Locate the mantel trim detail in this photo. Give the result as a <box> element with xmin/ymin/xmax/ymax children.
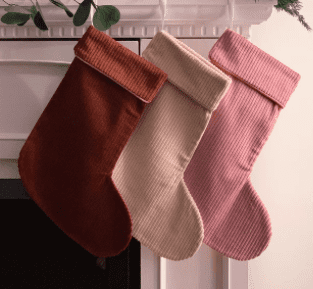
<box><xmin>0</xmin><ymin>0</ymin><xmax>276</xmax><ymax>39</ymax></box>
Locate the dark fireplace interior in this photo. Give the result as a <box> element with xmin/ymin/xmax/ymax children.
<box><xmin>0</xmin><ymin>179</ymin><xmax>141</xmax><ymax>289</ymax></box>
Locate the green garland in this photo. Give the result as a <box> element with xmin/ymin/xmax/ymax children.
<box><xmin>0</xmin><ymin>0</ymin><xmax>119</xmax><ymax>31</ymax></box>
<box><xmin>0</xmin><ymin>0</ymin><xmax>311</xmax><ymax>32</ymax></box>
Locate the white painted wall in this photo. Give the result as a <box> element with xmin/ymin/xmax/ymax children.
<box><xmin>248</xmin><ymin>1</ymin><xmax>313</xmax><ymax>288</ymax></box>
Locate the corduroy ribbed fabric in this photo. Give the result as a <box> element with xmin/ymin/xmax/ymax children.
<box><xmin>18</xmin><ymin>25</ymin><xmax>167</xmax><ymax>258</ymax></box>
<box><xmin>112</xmin><ymin>30</ymin><xmax>232</xmax><ymax>261</ymax></box>
<box><xmin>184</xmin><ymin>29</ymin><xmax>301</xmax><ymax>261</ymax></box>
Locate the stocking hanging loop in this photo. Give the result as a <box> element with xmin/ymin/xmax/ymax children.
<box><xmin>230</xmin><ymin>0</ymin><xmax>235</xmax><ymax>31</ymax></box>
<box><xmin>159</xmin><ymin>0</ymin><xmax>167</xmax><ymax>32</ymax></box>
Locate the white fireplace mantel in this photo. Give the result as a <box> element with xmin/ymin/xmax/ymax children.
<box><xmin>0</xmin><ymin>0</ymin><xmax>276</xmax><ymax>38</ymax></box>
<box><xmin>0</xmin><ymin>2</ymin><xmax>277</xmax><ymax>287</ymax></box>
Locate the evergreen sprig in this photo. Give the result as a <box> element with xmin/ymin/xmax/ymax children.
<box><xmin>274</xmin><ymin>0</ymin><xmax>311</xmax><ymax>31</ymax></box>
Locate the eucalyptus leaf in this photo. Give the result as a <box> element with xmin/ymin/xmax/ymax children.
<box><xmin>29</xmin><ymin>5</ymin><xmax>37</xmax><ymax>22</ymax></box>
<box><xmin>1</xmin><ymin>12</ymin><xmax>31</xmax><ymax>25</ymax></box>
<box><xmin>105</xmin><ymin>5</ymin><xmax>120</xmax><ymax>25</ymax></box>
<box><xmin>73</xmin><ymin>0</ymin><xmax>91</xmax><ymax>27</ymax></box>
<box><xmin>34</xmin><ymin>0</ymin><xmax>48</xmax><ymax>31</ymax></box>
<box><xmin>49</xmin><ymin>0</ymin><xmax>73</xmax><ymax>17</ymax></box>
<box><xmin>65</xmin><ymin>10</ymin><xmax>73</xmax><ymax>18</ymax></box>
<box><xmin>4</xmin><ymin>5</ymin><xmax>32</xmax><ymax>15</ymax></box>
<box><xmin>33</xmin><ymin>11</ymin><xmax>48</xmax><ymax>31</ymax></box>
<box><xmin>30</xmin><ymin>5</ymin><xmax>38</xmax><ymax>21</ymax></box>
<box><xmin>35</xmin><ymin>0</ymin><xmax>46</xmax><ymax>22</ymax></box>
<box><xmin>17</xmin><ymin>16</ymin><xmax>31</xmax><ymax>26</ymax></box>
<box><xmin>29</xmin><ymin>5</ymin><xmax>37</xmax><ymax>16</ymax></box>
<box><xmin>28</xmin><ymin>5</ymin><xmax>38</xmax><ymax>22</ymax></box>
<box><xmin>93</xmin><ymin>8</ymin><xmax>111</xmax><ymax>31</ymax></box>
<box><xmin>93</xmin><ymin>5</ymin><xmax>120</xmax><ymax>31</ymax></box>
<box><xmin>35</xmin><ymin>0</ymin><xmax>45</xmax><ymax>21</ymax></box>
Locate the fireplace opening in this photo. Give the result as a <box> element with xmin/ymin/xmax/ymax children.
<box><xmin>0</xmin><ymin>179</ymin><xmax>141</xmax><ymax>289</ymax></box>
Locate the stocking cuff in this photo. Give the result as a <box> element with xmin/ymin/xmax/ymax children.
<box><xmin>142</xmin><ymin>31</ymin><xmax>232</xmax><ymax>112</ymax></box>
<box><xmin>209</xmin><ymin>29</ymin><xmax>301</xmax><ymax>109</ymax></box>
<box><xmin>73</xmin><ymin>25</ymin><xmax>167</xmax><ymax>103</ymax></box>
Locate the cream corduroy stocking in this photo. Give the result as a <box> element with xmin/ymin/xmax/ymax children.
<box><xmin>112</xmin><ymin>30</ymin><xmax>231</xmax><ymax>260</ymax></box>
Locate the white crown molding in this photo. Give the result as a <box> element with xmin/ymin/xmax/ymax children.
<box><xmin>0</xmin><ymin>0</ymin><xmax>276</xmax><ymax>39</ymax></box>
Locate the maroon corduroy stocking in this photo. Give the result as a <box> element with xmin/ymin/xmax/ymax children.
<box><xmin>18</xmin><ymin>25</ymin><xmax>167</xmax><ymax>257</ymax></box>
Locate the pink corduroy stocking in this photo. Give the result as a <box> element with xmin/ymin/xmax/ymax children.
<box><xmin>184</xmin><ymin>29</ymin><xmax>301</xmax><ymax>260</ymax></box>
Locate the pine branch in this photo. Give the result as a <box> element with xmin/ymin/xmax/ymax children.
<box><xmin>274</xmin><ymin>0</ymin><xmax>311</xmax><ymax>31</ymax></box>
